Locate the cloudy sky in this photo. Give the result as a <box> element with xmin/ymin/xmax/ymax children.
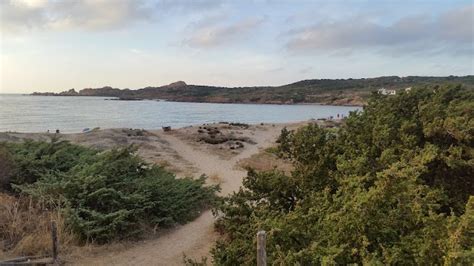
<box><xmin>1</xmin><ymin>0</ymin><xmax>473</xmax><ymax>93</ymax></box>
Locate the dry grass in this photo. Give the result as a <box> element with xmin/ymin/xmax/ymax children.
<box><xmin>157</xmin><ymin>159</ymin><xmax>171</xmax><ymax>168</ymax></box>
<box><xmin>0</xmin><ymin>193</ymin><xmax>76</xmax><ymax>260</ymax></box>
<box><xmin>156</xmin><ymin>159</ymin><xmax>177</xmax><ymax>172</ymax></box>
<box><xmin>208</xmin><ymin>173</ymin><xmax>222</xmax><ymax>184</ymax></box>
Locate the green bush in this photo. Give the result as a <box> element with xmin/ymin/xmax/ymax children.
<box><xmin>212</xmin><ymin>85</ymin><xmax>474</xmax><ymax>264</ymax></box>
<box><xmin>3</xmin><ymin>140</ymin><xmax>97</xmax><ymax>187</ymax></box>
<box><xmin>3</xmin><ymin>142</ymin><xmax>218</xmax><ymax>243</ymax></box>
<box><xmin>0</xmin><ymin>144</ymin><xmax>16</xmax><ymax>190</ymax></box>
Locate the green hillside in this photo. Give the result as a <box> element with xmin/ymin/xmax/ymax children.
<box><xmin>32</xmin><ymin>75</ymin><xmax>474</xmax><ymax>106</ymax></box>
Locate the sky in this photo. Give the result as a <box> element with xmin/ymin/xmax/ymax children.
<box><xmin>1</xmin><ymin>0</ymin><xmax>473</xmax><ymax>93</ymax></box>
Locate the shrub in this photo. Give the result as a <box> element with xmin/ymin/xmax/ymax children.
<box><xmin>2</xmin><ymin>142</ymin><xmax>219</xmax><ymax>244</ymax></box>
<box><xmin>212</xmin><ymin>85</ymin><xmax>474</xmax><ymax>264</ymax></box>
<box><xmin>3</xmin><ymin>140</ymin><xmax>97</xmax><ymax>188</ymax></box>
<box><xmin>0</xmin><ymin>144</ymin><xmax>16</xmax><ymax>191</ymax></box>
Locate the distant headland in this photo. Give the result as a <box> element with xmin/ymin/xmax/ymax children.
<box><xmin>31</xmin><ymin>75</ymin><xmax>474</xmax><ymax>106</ymax></box>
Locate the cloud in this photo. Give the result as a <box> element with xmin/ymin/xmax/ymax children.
<box><xmin>285</xmin><ymin>4</ymin><xmax>474</xmax><ymax>56</ymax></box>
<box><xmin>0</xmin><ymin>0</ymin><xmax>48</xmax><ymax>34</ymax></box>
<box><xmin>437</xmin><ymin>5</ymin><xmax>474</xmax><ymax>43</ymax></box>
<box><xmin>49</xmin><ymin>0</ymin><xmax>155</xmax><ymax>31</ymax></box>
<box><xmin>155</xmin><ymin>0</ymin><xmax>223</xmax><ymax>13</ymax></box>
<box><xmin>0</xmin><ymin>0</ymin><xmax>224</xmax><ymax>35</ymax></box>
<box><xmin>184</xmin><ymin>17</ymin><xmax>265</xmax><ymax>48</ymax></box>
<box><xmin>0</xmin><ymin>0</ymin><xmax>157</xmax><ymax>34</ymax></box>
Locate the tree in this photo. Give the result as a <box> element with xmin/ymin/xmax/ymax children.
<box><xmin>212</xmin><ymin>85</ymin><xmax>474</xmax><ymax>264</ymax></box>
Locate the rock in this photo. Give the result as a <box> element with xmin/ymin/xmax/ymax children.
<box><xmin>230</xmin><ymin>122</ymin><xmax>249</xmax><ymax>129</ymax></box>
<box><xmin>166</xmin><ymin>81</ymin><xmax>187</xmax><ymax>88</ymax></box>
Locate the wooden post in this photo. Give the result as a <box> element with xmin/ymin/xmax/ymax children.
<box><xmin>51</xmin><ymin>220</ymin><xmax>59</xmax><ymax>264</ymax></box>
<box><xmin>257</xmin><ymin>230</ymin><xmax>266</xmax><ymax>266</ymax></box>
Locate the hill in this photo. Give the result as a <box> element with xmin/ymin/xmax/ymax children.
<box><xmin>31</xmin><ymin>75</ymin><xmax>474</xmax><ymax>106</ymax></box>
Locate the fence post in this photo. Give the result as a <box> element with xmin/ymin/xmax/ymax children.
<box><xmin>51</xmin><ymin>220</ymin><xmax>59</xmax><ymax>264</ymax></box>
<box><xmin>257</xmin><ymin>230</ymin><xmax>267</xmax><ymax>266</ymax></box>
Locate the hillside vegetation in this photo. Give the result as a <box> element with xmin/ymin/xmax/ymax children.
<box><xmin>212</xmin><ymin>84</ymin><xmax>473</xmax><ymax>264</ymax></box>
<box><xmin>0</xmin><ymin>141</ymin><xmax>218</xmax><ymax>258</ymax></box>
<box><xmin>32</xmin><ymin>76</ymin><xmax>474</xmax><ymax>106</ymax></box>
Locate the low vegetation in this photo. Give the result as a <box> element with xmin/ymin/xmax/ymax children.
<box><xmin>0</xmin><ymin>194</ymin><xmax>74</xmax><ymax>258</ymax></box>
<box><xmin>0</xmin><ymin>141</ymin><xmax>218</xmax><ymax>258</ymax></box>
<box><xmin>212</xmin><ymin>84</ymin><xmax>473</xmax><ymax>264</ymax></box>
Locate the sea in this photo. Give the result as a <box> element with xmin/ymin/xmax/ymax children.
<box><xmin>0</xmin><ymin>94</ymin><xmax>361</xmax><ymax>133</ymax></box>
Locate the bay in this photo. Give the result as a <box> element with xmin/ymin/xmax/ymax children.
<box><xmin>0</xmin><ymin>94</ymin><xmax>360</xmax><ymax>133</ymax></box>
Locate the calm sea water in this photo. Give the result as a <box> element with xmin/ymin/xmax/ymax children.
<box><xmin>0</xmin><ymin>94</ymin><xmax>360</xmax><ymax>133</ymax></box>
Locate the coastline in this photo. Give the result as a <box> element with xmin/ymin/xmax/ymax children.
<box><xmin>28</xmin><ymin>93</ymin><xmax>366</xmax><ymax>107</ymax></box>
<box><xmin>27</xmin><ymin>75</ymin><xmax>474</xmax><ymax>109</ymax></box>
<box><xmin>0</xmin><ymin>119</ymin><xmax>325</xmax><ymax>136</ymax></box>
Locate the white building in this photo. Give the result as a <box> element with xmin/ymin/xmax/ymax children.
<box><xmin>378</xmin><ymin>88</ymin><xmax>397</xmax><ymax>95</ymax></box>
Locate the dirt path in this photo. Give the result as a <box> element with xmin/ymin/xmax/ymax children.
<box><xmin>72</xmin><ymin>126</ymin><xmax>282</xmax><ymax>265</ymax></box>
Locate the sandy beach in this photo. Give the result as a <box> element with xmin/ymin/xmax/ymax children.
<box><xmin>0</xmin><ymin>120</ymin><xmax>336</xmax><ymax>265</ymax></box>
